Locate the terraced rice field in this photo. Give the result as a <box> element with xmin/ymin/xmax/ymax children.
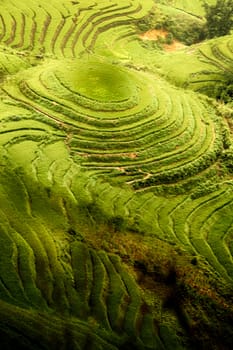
<box><xmin>153</xmin><ymin>33</ymin><xmax>233</xmax><ymax>99</ymax></box>
<box><xmin>187</xmin><ymin>35</ymin><xmax>233</xmax><ymax>95</ymax></box>
<box><xmin>1</xmin><ymin>0</ymin><xmax>233</xmax><ymax>349</ymax></box>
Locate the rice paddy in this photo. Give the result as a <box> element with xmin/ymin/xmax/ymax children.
<box><xmin>0</xmin><ymin>0</ymin><xmax>233</xmax><ymax>349</ymax></box>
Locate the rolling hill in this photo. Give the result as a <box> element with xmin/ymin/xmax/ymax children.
<box><xmin>0</xmin><ymin>0</ymin><xmax>233</xmax><ymax>349</ymax></box>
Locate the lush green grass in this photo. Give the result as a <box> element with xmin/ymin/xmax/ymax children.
<box><xmin>58</xmin><ymin>60</ymin><xmax>135</xmax><ymax>102</ymax></box>
<box><xmin>157</xmin><ymin>0</ymin><xmax>216</xmax><ymax>17</ymax></box>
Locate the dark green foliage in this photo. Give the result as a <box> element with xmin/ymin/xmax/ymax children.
<box><xmin>136</xmin><ymin>7</ymin><xmax>163</xmax><ymax>32</ymax></box>
<box><xmin>190</xmin><ymin>257</ymin><xmax>198</xmax><ymax>266</ymax></box>
<box><xmin>221</xmin><ymin>148</ymin><xmax>233</xmax><ymax>172</ymax></box>
<box><xmin>190</xmin><ymin>181</ymin><xmax>220</xmax><ymax>199</ymax></box>
<box><xmin>165</xmin><ymin>32</ymin><xmax>173</xmax><ymax>45</ymax></box>
<box><xmin>163</xmin><ymin>17</ymin><xmax>205</xmax><ymax>45</ymax></box>
<box><xmin>109</xmin><ymin>216</ymin><xmax>125</xmax><ymax>232</ymax></box>
<box><xmin>136</xmin><ymin>6</ymin><xmax>205</xmax><ymax>45</ymax></box>
<box><xmin>203</xmin><ymin>0</ymin><xmax>233</xmax><ymax>38</ymax></box>
<box><xmin>213</xmin><ymin>76</ymin><xmax>233</xmax><ymax>103</ymax></box>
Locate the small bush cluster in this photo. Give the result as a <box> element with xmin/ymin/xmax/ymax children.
<box><xmin>190</xmin><ymin>181</ymin><xmax>220</xmax><ymax>199</ymax></box>
<box><xmin>136</xmin><ymin>6</ymin><xmax>205</xmax><ymax>45</ymax></box>
<box><xmin>213</xmin><ymin>77</ymin><xmax>233</xmax><ymax>104</ymax></box>
<box><xmin>203</xmin><ymin>0</ymin><xmax>233</xmax><ymax>39</ymax></box>
<box><xmin>133</xmin><ymin>145</ymin><xmax>222</xmax><ymax>190</ymax></box>
<box><xmin>221</xmin><ymin>147</ymin><xmax>233</xmax><ymax>173</ymax></box>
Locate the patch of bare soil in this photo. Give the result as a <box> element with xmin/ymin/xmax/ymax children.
<box><xmin>163</xmin><ymin>41</ymin><xmax>185</xmax><ymax>52</ymax></box>
<box><xmin>139</xmin><ymin>29</ymin><xmax>168</xmax><ymax>40</ymax></box>
<box><xmin>139</xmin><ymin>29</ymin><xmax>186</xmax><ymax>52</ymax></box>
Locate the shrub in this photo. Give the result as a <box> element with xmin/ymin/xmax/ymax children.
<box><xmin>213</xmin><ymin>78</ymin><xmax>233</xmax><ymax>103</ymax></box>
<box><xmin>136</xmin><ymin>7</ymin><xmax>205</xmax><ymax>45</ymax></box>
<box><xmin>203</xmin><ymin>0</ymin><xmax>233</xmax><ymax>38</ymax></box>
<box><xmin>165</xmin><ymin>32</ymin><xmax>173</xmax><ymax>45</ymax></box>
<box><xmin>221</xmin><ymin>148</ymin><xmax>233</xmax><ymax>173</ymax></box>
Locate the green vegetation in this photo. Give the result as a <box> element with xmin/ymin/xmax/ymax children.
<box><xmin>0</xmin><ymin>0</ymin><xmax>233</xmax><ymax>349</ymax></box>
<box><xmin>61</xmin><ymin>60</ymin><xmax>134</xmax><ymax>102</ymax></box>
<box><xmin>203</xmin><ymin>0</ymin><xmax>233</xmax><ymax>38</ymax></box>
<box><xmin>136</xmin><ymin>5</ymin><xmax>205</xmax><ymax>45</ymax></box>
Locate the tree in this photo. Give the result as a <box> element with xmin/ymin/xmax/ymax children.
<box><xmin>203</xmin><ymin>0</ymin><xmax>233</xmax><ymax>38</ymax></box>
<box><xmin>213</xmin><ymin>75</ymin><xmax>233</xmax><ymax>103</ymax></box>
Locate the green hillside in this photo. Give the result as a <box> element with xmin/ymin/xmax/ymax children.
<box><xmin>0</xmin><ymin>0</ymin><xmax>233</xmax><ymax>349</ymax></box>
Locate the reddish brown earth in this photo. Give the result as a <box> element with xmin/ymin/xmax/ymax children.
<box><xmin>139</xmin><ymin>29</ymin><xmax>185</xmax><ymax>52</ymax></box>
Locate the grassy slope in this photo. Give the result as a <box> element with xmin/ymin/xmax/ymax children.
<box><xmin>156</xmin><ymin>0</ymin><xmax>216</xmax><ymax>17</ymax></box>
<box><xmin>0</xmin><ymin>0</ymin><xmax>233</xmax><ymax>349</ymax></box>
